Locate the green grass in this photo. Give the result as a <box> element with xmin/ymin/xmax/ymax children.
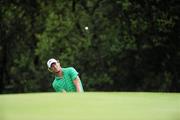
<box><xmin>0</xmin><ymin>92</ymin><xmax>180</xmax><ymax>120</ymax></box>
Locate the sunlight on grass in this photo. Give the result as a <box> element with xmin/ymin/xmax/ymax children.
<box><xmin>0</xmin><ymin>92</ymin><xmax>180</xmax><ymax>120</ymax></box>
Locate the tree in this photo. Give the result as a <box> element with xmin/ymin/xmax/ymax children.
<box><xmin>1</xmin><ymin>0</ymin><xmax>179</xmax><ymax>93</ymax></box>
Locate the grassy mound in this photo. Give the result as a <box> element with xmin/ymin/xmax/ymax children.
<box><xmin>0</xmin><ymin>92</ymin><xmax>179</xmax><ymax>120</ymax></box>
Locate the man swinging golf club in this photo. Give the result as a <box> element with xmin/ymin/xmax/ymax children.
<box><xmin>47</xmin><ymin>58</ymin><xmax>84</xmax><ymax>92</ymax></box>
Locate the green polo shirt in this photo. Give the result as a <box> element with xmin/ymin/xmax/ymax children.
<box><xmin>52</xmin><ymin>67</ymin><xmax>84</xmax><ymax>92</ymax></box>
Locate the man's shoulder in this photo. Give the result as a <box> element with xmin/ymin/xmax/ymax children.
<box><xmin>62</xmin><ymin>67</ymin><xmax>75</xmax><ymax>72</ymax></box>
<box><xmin>62</xmin><ymin>67</ymin><xmax>78</xmax><ymax>77</ymax></box>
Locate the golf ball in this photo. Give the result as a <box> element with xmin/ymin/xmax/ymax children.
<box><xmin>85</xmin><ymin>26</ymin><xmax>88</xmax><ymax>30</ymax></box>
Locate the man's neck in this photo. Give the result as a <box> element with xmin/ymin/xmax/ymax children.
<box><xmin>55</xmin><ymin>70</ymin><xmax>63</xmax><ymax>77</ymax></box>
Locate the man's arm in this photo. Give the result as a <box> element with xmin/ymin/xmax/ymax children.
<box><xmin>73</xmin><ymin>76</ymin><xmax>84</xmax><ymax>92</ymax></box>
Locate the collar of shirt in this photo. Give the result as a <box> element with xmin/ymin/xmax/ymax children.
<box><xmin>55</xmin><ymin>68</ymin><xmax>64</xmax><ymax>79</ymax></box>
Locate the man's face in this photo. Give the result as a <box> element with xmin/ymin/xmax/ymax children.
<box><xmin>50</xmin><ymin>62</ymin><xmax>61</xmax><ymax>73</ymax></box>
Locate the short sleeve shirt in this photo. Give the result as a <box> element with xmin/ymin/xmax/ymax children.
<box><xmin>52</xmin><ymin>67</ymin><xmax>84</xmax><ymax>92</ymax></box>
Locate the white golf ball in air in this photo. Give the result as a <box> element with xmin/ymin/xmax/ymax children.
<box><xmin>85</xmin><ymin>26</ymin><xmax>88</xmax><ymax>30</ymax></box>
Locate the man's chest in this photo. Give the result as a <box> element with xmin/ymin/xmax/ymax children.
<box><xmin>55</xmin><ymin>74</ymin><xmax>74</xmax><ymax>90</ymax></box>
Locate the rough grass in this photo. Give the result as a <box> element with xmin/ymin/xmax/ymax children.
<box><xmin>0</xmin><ymin>92</ymin><xmax>180</xmax><ymax>120</ymax></box>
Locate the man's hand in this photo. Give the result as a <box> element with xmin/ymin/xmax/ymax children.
<box><xmin>62</xmin><ymin>89</ymin><xmax>66</xmax><ymax>93</ymax></box>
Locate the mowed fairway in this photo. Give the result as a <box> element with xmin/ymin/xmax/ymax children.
<box><xmin>0</xmin><ymin>92</ymin><xmax>180</xmax><ymax>120</ymax></box>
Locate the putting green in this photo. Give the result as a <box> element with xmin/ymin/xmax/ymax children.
<box><xmin>0</xmin><ymin>92</ymin><xmax>180</xmax><ymax>120</ymax></box>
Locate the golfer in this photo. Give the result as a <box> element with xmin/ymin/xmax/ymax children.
<box><xmin>47</xmin><ymin>58</ymin><xmax>84</xmax><ymax>92</ymax></box>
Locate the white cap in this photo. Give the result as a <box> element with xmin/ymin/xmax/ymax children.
<box><xmin>47</xmin><ymin>58</ymin><xmax>58</xmax><ymax>68</ymax></box>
